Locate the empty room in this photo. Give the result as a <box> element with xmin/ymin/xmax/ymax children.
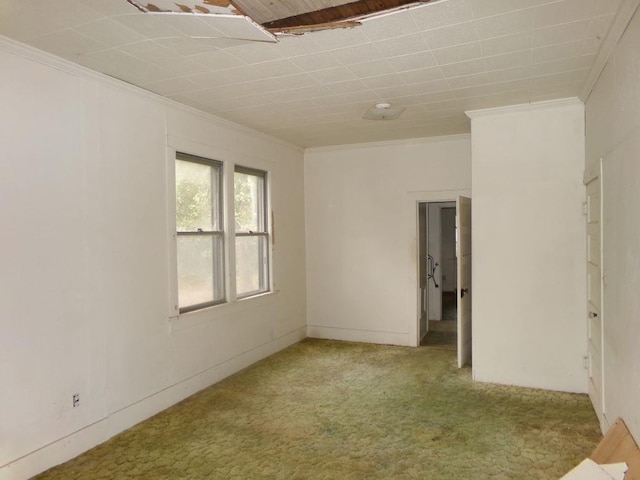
<box><xmin>2</xmin><ymin>0</ymin><xmax>640</xmax><ymax>478</ymax></box>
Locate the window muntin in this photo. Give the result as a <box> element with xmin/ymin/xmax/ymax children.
<box><xmin>176</xmin><ymin>153</ymin><xmax>225</xmax><ymax>312</ymax></box>
<box><xmin>234</xmin><ymin>166</ymin><xmax>269</xmax><ymax>298</ymax></box>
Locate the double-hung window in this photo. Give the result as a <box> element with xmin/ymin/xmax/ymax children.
<box><xmin>234</xmin><ymin>166</ymin><xmax>270</xmax><ymax>298</ymax></box>
<box><xmin>175</xmin><ymin>153</ymin><xmax>225</xmax><ymax>313</ymax></box>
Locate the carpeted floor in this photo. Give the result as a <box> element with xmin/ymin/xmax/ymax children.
<box><xmin>34</xmin><ymin>339</ymin><xmax>601</xmax><ymax>480</ymax></box>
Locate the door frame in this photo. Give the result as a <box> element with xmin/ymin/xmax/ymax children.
<box><xmin>407</xmin><ymin>189</ymin><xmax>471</xmax><ymax>347</ymax></box>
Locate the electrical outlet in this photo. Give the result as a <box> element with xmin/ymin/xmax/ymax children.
<box><xmin>72</xmin><ymin>393</ymin><xmax>80</xmax><ymax>408</ymax></box>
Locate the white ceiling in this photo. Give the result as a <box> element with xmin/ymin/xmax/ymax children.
<box><xmin>0</xmin><ymin>0</ymin><xmax>622</xmax><ymax>147</ymax></box>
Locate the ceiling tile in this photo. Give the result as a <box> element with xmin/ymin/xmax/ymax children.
<box><xmin>74</xmin><ymin>18</ymin><xmax>146</xmax><ymax>47</ymax></box>
<box><xmin>142</xmin><ymin>76</ymin><xmax>200</xmax><ymax>96</ymax></box>
<box><xmin>440</xmin><ymin>58</ymin><xmax>485</xmax><ymax>77</ymax></box>
<box><xmin>532</xmin><ymin>54</ymin><xmax>596</xmax><ymax>76</ymax></box>
<box><xmin>79</xmin><ymin>48</ymin><xmax>174</xmax><ymax>85</ymax></box>
<box><xmin>112</xmin><ymin>14</ymin><xmax>183</xmax><ymax>39</ymax></box>
<box><xmin>310</xmin><ymin>66</ymin><xmax>358</xmax><ymax>84</ymax></box>
<box><xmin>31</xmin><ymin>29</ymin><xmax>107</xmax><ymax>60</ymax></box>
<box><xmin>0</xmin><ymin>3</ymin><xmax>66</xmax><ymax>42</ymax></box>
<box><xmin>433</xmin><ymin>41</ymin><xmax>483</xmax><ymax>65</ymax></box>
<box><xmin>474</xmin><ymin>9</ymin><xmax>535</xmax><ymax>40</ymax></box>
<box><xmin>374</xmin><ymin>33</ymin><xmax>430</xmax><ymax>58</ymax></box>
<box><xmin>330</xmin><ymin>43</ymin><xmax>385</xmax><ymax>65</ymax></box>
<box><xmin>311</xmin><ymin>26</ymin><xmax>371</xmax><ymax>51</ymax></box>
<box><xmin>253</xmin><ymin>59</ymin><xmax>304</xmax><ymax>78</ymax></box>
<box><xmin>84</xmin><ymin>0</ymin><xmax>138</xmax><ymax>16</ymax></box>
<box><xmin>273</xmin><ymin>73</ymin><xmax>320</xmax><ymax>90</ymax></box>
<box><xmin>149</xmin><ymin>55</ymin><xmax>209</xmax><ymax>77</ymax></box>
<box><xmin>119</xmin><ymin>40</ymin><xmax>176</xmax><ymax>61</ymax></box>
<box><xmin>454</xmin><ymin>77</ymin><xmax>530</xmax><ymax>99</ymax></box>
<box><xmin>447</xmin><ymin>72</ymin><xmax>490</xmax><ymax>89</ymax></box>
<box><xmin>468</xmin><ymin>0</ymin><xmax>554</xmax><ymax>20</ymax></box>
<box><xmin>399</xmin><ymin>67</ymin><xmax>444</xmax><ymax>84</ymax></box>
<box><xmin>533</xmin><ymin>0</ymin><xmax>597</xmax><ymax>28</ymax></box>
<box><xmin>341</xmin><ymin>90</ymin><xmax>383</xmax><ymax>104</ymax></box>
<box><xmin>484</xmin><ymin>51</ymin><xmax>530</xmax><ymax>71</ymax></box>
<box><xmin>410</xmin><ymin>0</ymin><xmax>475</xmax><ymax>29</ymax></box>
<box><xmin>360</xmin><ymin>73</ymin><xmax>408</xmax><ymax>89</ymax></box>
<box><xmin>387</xmin><ymin>51</ymin><xmax>438</xmax><ymax>72</ymax></box>
<box><xmin>422</xmin><ymin>21</ymin><xmax>479</xmax><ymax>50</ymax></box>
<box><xmin>187</xmin><ymin>50</ymin><xmax>245</xmax><ymax>70</ymax></box>
<box><xmin>29</xmin><ymin>0</ymin><xmax>105</xmax><ymax>29</ymax></box>
<box><xmin>480</xmin><ymin>31</ymin><xmax>531</xmax><ymax>56</ymax></box>
<box><xmin>347</xmin><ymin>59</ymin><xmax>396</xmax><ymax>79</ymax></box>
<box><xmin>327</xmin><ymin>79</ymin><xmax>370</xmax><ymax>95</ymax></box>
<box><xmin>360</xmin><ymin>10</ymin><xmax>420</xmax><ymax>41</ymax></box>
<box><xmin>290</xmin><ymin>52</ymin><xmax>342</xmax><ymax>72</ymax></box>
<box><xmin>532</xmin><ymin>41</ymin><xmax>584</xmax><ymax>64</ymax></box>
<box><xmin>532</xmin><ymin>19</ymin><xmax>591</xmax><ymax>48</ymax></box>
<box><xmin>486</xmin><ymin>65</ymin><xmax>531</xmax><ymax>83</ymax></box>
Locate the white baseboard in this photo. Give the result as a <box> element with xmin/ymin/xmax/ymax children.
<box><xmin>1</xmin><ymin>327</ymin><xmax>306</xmax><ymax>480</ymax></box>
<box><xmin>306</xmin><ymin>325</ymin><xmax>410</xmax><ymax>346</ymax></box>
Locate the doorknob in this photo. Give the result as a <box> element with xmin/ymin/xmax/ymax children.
<box><xmin>461</xmin><ymin>288</ymin><xmax>469</xmax><ymax>298</ymax></box>
<box><xmin>589</xmin><ymin>311</ymin><xmax>598</xmax><ymax>318</ymax></box>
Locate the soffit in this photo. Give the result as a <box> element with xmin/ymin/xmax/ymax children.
<box><xmin>0</xmin><ymin>0</ymin><xmax>623</xmax><ymax>147</ymax></box>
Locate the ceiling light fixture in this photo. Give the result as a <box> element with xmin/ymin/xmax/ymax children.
<box><xmin>363</xmin><ymin>102</ymin><xmax>406</xmax><ymax>120</ymax></box>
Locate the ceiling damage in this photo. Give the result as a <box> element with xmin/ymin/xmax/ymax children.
<box><xmin>0</xmin><ymin>0</ymin><xmax>622</xmax><ymax>147</ymax></box>
<box><xmin>126</xmin><ymin>0</ymin><xmax>436</xmax><ymax>38</ymax></box>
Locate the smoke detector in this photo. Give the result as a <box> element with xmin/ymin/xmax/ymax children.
<box><xmin>363</xmin><ymin>102</ymin><xmax>406</xmax><ymax>120</ymax></box>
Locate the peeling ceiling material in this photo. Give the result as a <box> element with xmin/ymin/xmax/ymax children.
<box><xmin>126</xmin><ymin>0</ymin><xmax>277</xmax><ymax>43</ymax></box>
<box><xmin>232</xmin><ymin>0</ymin><xmax>356</xmax><ymax>25</ymax></box>
<box><xmin>127</xmin><ymin>1</ymin><xmax>237</xmax><ymax>15</ymax></box>
<box><xmin>263</xmin><ymin>0</ymin><xmax>432</xmax><ymax>29</ymax></box>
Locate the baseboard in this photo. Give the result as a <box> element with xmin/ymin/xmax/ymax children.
<box><xmin>0</xmin><ymin>327</ymin><xmax>306</xmax><ymax>480</ymax></box>
<box><xmin>306</xmin><ymin>325</ymin><xmax>410</xmax><ymax>346</ymax></box>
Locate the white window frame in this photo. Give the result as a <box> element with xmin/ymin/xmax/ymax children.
<box><xmin>234</xmin><ymin>165</ymin><xmax>271</xmax><ymax>299</ymax></box>
<box><xmin>175</xmin><ymin>152</ymin><xmax>226</xmax><ymax>314</ymax></box>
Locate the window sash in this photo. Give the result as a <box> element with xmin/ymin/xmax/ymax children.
<box><xmin>234</xmin><ymin>166</ymin><xmax>269</xmax><ymax>298</ymax></box>
<box><xmin>176</xmin><ymin>152</ymin><xmax>225</xmax><ymax>313</ymax></box>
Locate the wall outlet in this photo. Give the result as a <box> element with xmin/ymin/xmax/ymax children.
<box><xmin>72</xmin><ymin>393</ymin><xmax>80</xmax><ymax>408</ymax></box>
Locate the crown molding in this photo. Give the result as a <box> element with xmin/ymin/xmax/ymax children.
<box><xmin>581</xmin><ymin>0</ymin><xmax>640</xmax><ymax>100</ymax></box>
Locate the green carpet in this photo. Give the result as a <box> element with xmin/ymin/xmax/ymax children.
<box><xmin>35</xmin><ymin>339</ymin><xmax>601</xmax><ymax>479</ymax></box>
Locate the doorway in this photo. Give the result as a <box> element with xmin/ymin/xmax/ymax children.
<box><xmin>417</xmin><ymin>196</ymin><xmax>473</xmax><ymax>368</ymax></box>
<box><xmin>419</xmin><ymin>202</ymin><xmax>457</xmax><ymax>348</ymax></box>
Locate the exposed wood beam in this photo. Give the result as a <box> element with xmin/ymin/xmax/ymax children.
<box><xmin>263</xmin><ymin>0</ymin><xmax>432</xmax><ymax>29</ymax></box>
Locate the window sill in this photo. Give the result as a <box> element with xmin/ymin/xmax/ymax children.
<box><xmin>169</xmin><ymin>289</ymin><xmax>280</xmax><ymax>332</ymax></box>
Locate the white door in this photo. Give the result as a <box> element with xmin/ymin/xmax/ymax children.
<box><xmin>418</xmin><ymin>203</ymin><xmax>429</xmax><ymax>340</ymax></box>
<box><xmin>456</xmin><ymin>196</ymin><xmax>472</xmax><ymax>368</ymax></box>
<box><xmin>586</xmin><ymin>170</ymin><xmax>604</xmax><ymax>426</ymax></box>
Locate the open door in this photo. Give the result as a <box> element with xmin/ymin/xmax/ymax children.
<box><xmin>456</xmin><ymin>196</ymin><xmax>472</xmax><ymax>368</ymax></box>
<box><xmin>585</xmin><ymin>166</ymin><xmax>604</xmax><ymax>427</ymax></box>
<box><xmin>418</xmin><ymin>203</ymin><xmax>429</xmax><ymax>341</ymax></box>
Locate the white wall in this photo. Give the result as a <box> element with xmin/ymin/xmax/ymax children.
<box><xmin>586</xmin><ymin>7</ymin><xmax>640</xmax><ymax>439</ymax></box>
<box><xmin>0</xmin><ymin>40</ymin><xmax>306</xmax><ymax>480</ymax></box>
<box><xmin>469</xmin><ymin>99</ymin><xmax>587</xmax><ymax>393</ymax></box>
<box><xmin>304</xmin><ymin>136</ymin><xmax>471</xmax><ymax>346</ymax></box>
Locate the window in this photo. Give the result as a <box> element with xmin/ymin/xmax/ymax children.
<box><xmin>175</xmin><ymin>153</ymin><xmax>225</xmax><ymax>312</ymax></box>
<box><xmin>234</xmin><ymin>166</ymin><xmax>270</xmax><ymax>298</ymax></box>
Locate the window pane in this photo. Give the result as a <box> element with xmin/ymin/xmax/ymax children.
<box><xmin>234</xmin><ymin>172</ymin><xmax>263</xmax><ymax>232</ymax></box>
<box><xmin>235</xmin><ymin>235</ymin><xmax>268</xmax><ymax>297</ymax></box>
<box><xmin>176</xmin><ymin>159</ymin><xmax>220</xmax><ymax>232</ymax></box>
<box><xmin>177</xmin><ymin>234</ymin><xmax>224</xmax><ymax>309</ymax></box>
